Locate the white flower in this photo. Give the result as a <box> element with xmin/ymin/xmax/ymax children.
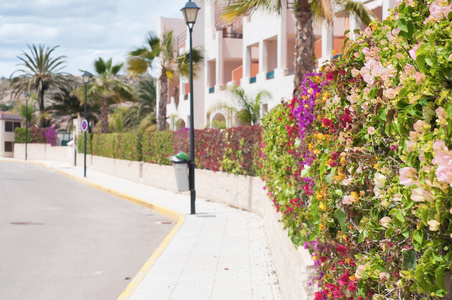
<box><xmin>374</xmin><ymin>173</ymin><xmax>387</xmax><ymax>188</ymax></box>
<box><xmin>428</xmin><ymin>220</ymin><xmax>441</xmax><ymax>231</ymax></box>
<box><xmin>374</xmin><ymin>186</ymin><xmax>384</xmax><ymax>198</ymax></box>
<box><xmin>380</xmin><ymin>217</ymin><xmax>391</xmax><ymax>228</ymax></box>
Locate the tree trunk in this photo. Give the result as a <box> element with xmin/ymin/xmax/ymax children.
<box><xmin>101</xmin><ymin>97</ymin><xmax>109</xmax><ymax>133</ymax></box>
<box><xmin>293</xmin><ymin>0</ymin><xmax>315</xmax><ymax>96</ymax></box>
<box><xmin>157</xmin><ymin>71</ymin><xmax>168</xmax><ymax>131</ymax></box>
<box><xmin>38</xmin><ymin>87</ymin><xmax>46</xmax><ymax>127</ymax></box>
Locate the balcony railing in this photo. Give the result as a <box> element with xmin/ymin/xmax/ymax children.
<box><xmin>287</xmin><ymin>1</ymin><xmax>295</xmax><ymax>9</ymax></box>
<box><xmin>223</xmin><ymin>32</ymin><xmax>243</xmax><ymax>39</ymax></box>
<box><xmin>284</xmin><ymin>68</ymin><xmax>295</xmax><ymax>76</ymax></box>
<box><xmin>266</xmin><ymin>70</ymin><xmax>275</xmax><ymax>79</ymax></box>
<box><xmin>250</xmin><ymin>77</ymin><xmax>257</xmax><ymax>84</ymax></box>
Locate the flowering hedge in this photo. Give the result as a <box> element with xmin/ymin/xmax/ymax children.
<box><xmin>15</xmin><ymin>127</ymin><xmax>58</xmax><ymax>146</ymax></box>
<box><xmin>261</xmin><ymin>0</ymin><xmax>452</xmax><ymax>299</ymax></box>
<box><xmin>77</xmin><ymin>126</ymin><xmax>261</xmax><ymax>176</ymax></box>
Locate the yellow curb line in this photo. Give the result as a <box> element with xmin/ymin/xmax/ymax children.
<box><xmin>1</xmin><ymin>159</ymin><xmax>185</xmax><ymax>300</ymax></box>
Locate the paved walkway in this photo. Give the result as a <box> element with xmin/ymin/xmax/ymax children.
<box><xmin>4</xmin><ymin>159</ymin><xmax>281</xmax><ymax>300</ymax></box>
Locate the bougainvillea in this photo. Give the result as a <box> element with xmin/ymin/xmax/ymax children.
<box><xmin>262</xmin><ymin>0</ymin><xmax>452</xmax><ymax>298</ymax></box>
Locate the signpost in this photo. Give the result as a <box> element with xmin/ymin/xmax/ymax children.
<box><xmin>81</xmin><ymin>119</ymin><xmax>88</xmax><ymax>132</ymax></box>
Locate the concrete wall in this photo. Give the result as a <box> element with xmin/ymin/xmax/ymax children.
<box><xmin>16</xmin><ymin>144</ymin><xmax>315</xmax><ymax>299</ymax></box>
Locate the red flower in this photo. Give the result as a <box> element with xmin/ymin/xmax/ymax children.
<box><xmin>339</xmin><ymin>70</ymin><xmax>346</xmax><ymax>76</ymax></box>
<box><xmin>322</xmin><ymin>118</ymin><xmax>333</xmax><ymax>127</ymax></box>
<box><xmin>339</xmin><ymin>270</ymin><xmax>350</xmax><ymax>286</ymax></box>
<box><xmin>319</xmin><ymin>256</ymin><xmax>327</xmax><ymax>263</ymax></box>
<box><xmin>342</xmin><ymin>114</ymin><xmax>352</xmax><ymax>124</ymax></box>
<box><xmin>326</xmin><ymin>72</ymin><xmax>335</xmax><ymax>81</ymax></box>
<box><xmin>347</xmin><ymin>281</ymin><xmax>357</xmax><ymax>292</ymax></box>
<box><xmin>314</xmin><ymin>292</ymin><xmax>325</xmax><ymax>300</ymax></box>
<box><xmin>337</xmin><ymin>244</ymin><xmax>347</xmax><ymax>253</ymax></box>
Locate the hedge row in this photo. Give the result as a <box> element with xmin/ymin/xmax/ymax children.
<box><xmin>77</xmin><ymin>126</ymin><xmax>262</xmax><ymax>176</ymax></box>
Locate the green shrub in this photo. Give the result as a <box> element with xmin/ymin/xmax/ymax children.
<box><xmin>117</xmin><ymin>133</ymin><xmax>142</xmax><ymax>161</ymax></box>
<box><xmin>77</xmin><ymin>133</ymin><xmax>93</xmax><ymax>154</ymax></box>
<box><xmin>142</xmin><ymin>131</ymin><xmax>174</xmax><ymax>165</ymax></box>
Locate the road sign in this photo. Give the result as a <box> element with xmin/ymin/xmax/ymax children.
<box><xmin>81</xmin><ymin>119</ymin><xmax>88</xmax><ymax>132</ymax></box>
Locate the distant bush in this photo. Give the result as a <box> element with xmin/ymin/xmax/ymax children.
<box><xmin>15</xmin><ymin>127</ymin><xmax>58</xmax><ymax>146</ymax></box>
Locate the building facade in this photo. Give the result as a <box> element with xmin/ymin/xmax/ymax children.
<box><xmin>159</xmin><ymin>0</ymin><xmax>396</xmax><ymax>130</ymax></box>
<box><xmin>0</xmin><ymin>113</ymin><xmax>22</xmax><ymax>158</ymax></box>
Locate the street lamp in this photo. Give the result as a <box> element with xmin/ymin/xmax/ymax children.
<box><xmin>82</xmin><ymin>71</ymin><xmax>90</xmax><ymax>177</ymax></box>
<box><xmin>24</xmin><ymin>92</ymin><xmax>30</xmax><ymax>161</ymax></box>
<box><xmin>181</xmin><ymin>0</ymin><xmax>200</xmax><ymax>215</ymax></box>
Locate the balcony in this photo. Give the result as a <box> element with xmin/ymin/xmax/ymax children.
<box><xmin>266</xmin><ymin>70</ymin><xmax>275</xmax><ymax>79</ymax></box>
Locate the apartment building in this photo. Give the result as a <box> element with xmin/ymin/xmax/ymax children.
<box><xmin>159</xmin><ymin>0</ymin><xmax>395</xmax><ymax>130</ymax></box>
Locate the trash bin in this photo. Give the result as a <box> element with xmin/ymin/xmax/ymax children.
<box><xmin>171</xmin><ymin>151</ymin><xmax>190</xmax><ymax>192</ymax></box>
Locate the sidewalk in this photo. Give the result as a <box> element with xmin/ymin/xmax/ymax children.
<box><xmin>15</xmin><ymin>159</ymin><xmax>281</xmax><ymax>300</ymax></box>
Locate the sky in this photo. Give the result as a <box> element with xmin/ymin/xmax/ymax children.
<box><xmin>0</xmin><ymin>0</ymin><xmax>189</xmax><ymax>78</ymax></box>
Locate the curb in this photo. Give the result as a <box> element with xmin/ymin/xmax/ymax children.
<box><xmin>0</xmin><ymin>159</ymin><xmax>185</xmax><ymax>300</ymax></box>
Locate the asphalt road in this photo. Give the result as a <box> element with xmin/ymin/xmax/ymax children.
<box><xmin>0</xmin><ymin>161</ymin><xmax>174</xmax><ymax>300</ymax></box>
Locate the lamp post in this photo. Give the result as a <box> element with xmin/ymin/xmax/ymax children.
<box><xmin>82</xmin><ymin>71</ymin><xmax>90</xmax><ymax>177</ymax></box>
<box><xmin>181</xmin><ymin>0</ymin><xmax>200</xmax><ymax>215</ymax></box>
<box><xmin>24</xmin><ymin>93</ymin><xmax>30</xmax><ymax>161</ymax></box>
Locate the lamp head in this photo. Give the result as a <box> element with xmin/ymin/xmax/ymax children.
<box><xmin>181</xmin><ymin>0</ymin><xmax>200</xmax><ymax>28</ymax></box>
<box><xmin>82</xmin><ymin>71</ymin><xmax>91</xmax><ymax>84</ymax></box>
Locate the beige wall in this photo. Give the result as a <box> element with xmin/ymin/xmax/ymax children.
<box><xmin>15</xmin><ymin>144</ymin><xmax>315</xmax><ymax>299</ymax></box>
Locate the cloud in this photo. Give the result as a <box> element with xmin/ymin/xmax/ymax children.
<box><xmin>0</xmin><ymin>0</ymin><xmax>189</xmax><ymax>77</ymax></box>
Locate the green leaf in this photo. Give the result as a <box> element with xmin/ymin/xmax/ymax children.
<box><xmin>334</xmin><ymin>208</ymin><xmax>348</xmax><ymax>233</ymax></box>
<box><xmin>403</xmin><ymin>250</ymin><xmax>417</xmax><ymax>270</ymax></box>
<box><xmin>385</xmin><ymin>227</ymin><xmax>395</xmax><ymax>239</ymax></box>
<box><xmin>444</xmin><ymin>102</ymin><xmax>452</xmax><ymax>119</ymax></box>
<box><xmin>397</xmin><ymin>18</ymin><xmax>408</xmax><ymax>32</ymax></box>
<box><xmin>395</xmin><ymin>211</ymin><xmax>405</xmax><ymax>223</ymax></box>
<box><xmin>435</xmin><ymin>267</ymin><xmax>446</xmax><ymax>290</ymax></box>
<box><xmin>412</xmin><ymin>229</ymin><xmax>424</xmax><ymax>244</ymax></box>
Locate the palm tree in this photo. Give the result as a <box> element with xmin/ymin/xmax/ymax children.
<box><xmin>127</xmin><ymin>31</ymin><xmax>203</xmax><ymax>131</ymax></box>
<box><xmin>10</xmin><ymin>44</ymin><xmax>69</xmax><ymax>117</ymax></box>
<box><xmin>122</xmin><ymin>79</ymin><xmax>157</xmax><ymax>130</ymax></box>
<box><xmin>82</xmin><ymin>58</ymin><xmax>135</xmax><ymax>133</ymax></box>
<box><xmin>229</xmin><ymin>86</ymin><xmax>271</xmax><ymax>125</ymax></box>
<box><xmin>47</xmin><ymin>86</ymin><xmax>100</xmax><ymax>130</ymax></box>
<box><xmin>221</xmin><ymin>0</ymin><xmax>375</xmax><ymax>90</ymax></box>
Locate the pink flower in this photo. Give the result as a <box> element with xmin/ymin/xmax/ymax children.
<box><xmin>436</xmin><ymin>107</ymin><xmax>448</xmax><ymax>119</ymax></box>
<box><xmin>433</xmin><ymin>139</ymin><xmax>448</xmax><ymax>153</ymax></box>
<box><xmin>342</xmin><ymin>195</ymin><xmax>355</xmax><ymax>205</ymax></box>
<box><xmin>413</xmin><ymin>120</ymin><xmax>428</xmax><ymax>133</ymax></box>
<box><xmin>399</xmin><ymin>167</ymin><xmax>419</xmax><ymax>186</ymax></box>
<box><xmin>411</xmin><ymin>188</ymin><xmax>434</xmax><ymax>202</ymax></box>
<box><xmin>367</xmin><ymin>127</ymin><xmax>376</xmax><ymax>135</ymax></box>
<box><xmin>409</xmin><ymin>44</ymin><xmax>420</xmax><ymax>60</ymax></box>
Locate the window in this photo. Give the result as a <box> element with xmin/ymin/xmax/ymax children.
<box><xmin>5</xmin><ymin>142</ymin><xmax>12</xmax><ymax>152</ymax></box>
<box><xmin>14</xmin><ymin>122</ymin><xmax>21</xmax><ymax>129</ymax></box>
<box><xmin>5</xmin><ymin>121</ymin><xmax>12</xmax><ymax>132</ymax></box>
